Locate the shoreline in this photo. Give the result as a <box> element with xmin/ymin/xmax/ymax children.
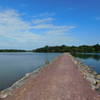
<box><xmin>0</xmin><ymin>54</ymin><xmax>61</xmax><ymax>99</ymax></box>
<box><xmin>0</xmin><ymin>53</ymin><xmax>100</xmax><ymax>99</ymax></box>
<box><xmin>69</xmin><ymin>54</ymin><xmax>100</xmax><ymax>92</ymax></box>
<box><xmin>0</xmin><ymin>67</ymin><xmax>42</xmax><ymax>98</ymax></box>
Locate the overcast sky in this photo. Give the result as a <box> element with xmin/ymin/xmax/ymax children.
<box><xmin>0</xmin><ymin>0</ymin><xmax>100</xmax><ymax>49</ymax></box>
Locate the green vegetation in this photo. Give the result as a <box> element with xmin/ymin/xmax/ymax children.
<box><xmin>0</xmin><ymin>44</ymin><xmax>100</xmax><ymax>53</ymax></box>
<box><xmin>33</xmin><ymin>44</ymin><xmax>100</xmax><ymax>53</ymax></box>
<box><xmin>0</xmin><ymin>49</ymin><xmax>26</xmax><ymax>52</ymax></box>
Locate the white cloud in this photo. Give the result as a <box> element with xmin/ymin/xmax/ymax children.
<box><xmin>32</xmin><ymin>17</ymin><xmax>54</xmax><ymax>24</ymax></box>
<box><xmin>0</xmin><ymin>9</ymin><xmax>76</xmax><ymax>49</ymax></box>
<box><xmin>0</xmin><ymin>9</ymin><xmax>31</xmax><ymax>35</ymax></box>
<box><xmin>32</xmin><ymin>12</ymin><xmax>55</xmax><ymax>18</ymax></box>
<box><xmin>32</xmin><ymin>24</ymin><xmax>75</xmax><ymax>30</ymax></box>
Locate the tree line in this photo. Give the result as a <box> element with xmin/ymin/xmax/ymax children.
<box><xmin>0</xmin><ymin>49</ymin><xmax>26</xmax><ymax>52</ymax></box>
<box><xmin>33</xmin><ymin>44</ymin><xmax>100</xmax><ymax>53</ymax></box>
<box><xmin>0</xmin><ymin>44</ymin><xmax>100</xmax><ymax>53</ymax></box>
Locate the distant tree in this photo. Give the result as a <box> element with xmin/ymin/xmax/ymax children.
<box><xmin>0</xmin><ymin>49</ymin><xmax>26</xmax><ymax>52</ymax></box>
<box><xmin>33</xmin><ymin>44</ymin><xmax>100</xmax><ymax>53</ymax></box>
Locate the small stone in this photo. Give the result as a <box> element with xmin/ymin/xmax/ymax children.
<box><xmin>25</xmin><ymin>73</ymin><xmax>31</xmax><ymax>77</ymax></box>
<box><xmin>74</xmin><ymin>61</ymin><xmax>77</xmax><ymax>64</ymax></box>
<box><xmin>96</xmin><ymin>75</ymin><xmax>100</xmax><ymax>80</ymax></box>
<box><xmin>92</xmin><ymin>85</ymin><xmax>96</xmax><ymax>90</ymax></box>
<box><xmin>86</xmin><ymin>74</ymin><xmax>97</xmax><ymax>85</ymax></box>
<box><xmin>92</xmin><ymin>71</ymin><xmax>97</xmax><ymax>75</ymax></box>
<box><xmin>0</xmin><ymin>93</ymin><xmax>8</xmax><ymax>98</ymax></box>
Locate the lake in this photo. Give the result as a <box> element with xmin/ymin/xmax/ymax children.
<box><xmin>0</xmin><ymin>52</ymin><xmax>100</xmax><ymax>91</ymax></box>
<box><xmin>72</xmin><ymin>53</ymin><xmax>100</xmax><ymax>74</ymax></box>
<box><xmin>0</xmin><ymin>52</ymin><xmax>61</xmax><ymax>90</ymax></box>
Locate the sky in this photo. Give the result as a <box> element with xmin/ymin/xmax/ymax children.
<box><xmin>0</xmin><ymin>0</ymin><xmax>100</xmax><ymax>49</ymax></box>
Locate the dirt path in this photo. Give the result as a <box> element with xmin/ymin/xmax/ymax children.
<box><xmin>2</xmin><ymin>53</ymin><xmax>100</xmax><ymax>100</ymax></box>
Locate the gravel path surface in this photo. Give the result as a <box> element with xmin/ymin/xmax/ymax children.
<box><xmin>2</xmin><ymin>53</ymin><xmax>100</xmax><ymax>100</ymax></box>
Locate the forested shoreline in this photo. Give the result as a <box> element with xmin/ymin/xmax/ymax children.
<box><xmin>0</xmin><ymin>49</ymin><xmax>26</xmax><ymax>52</ymax></box>
<box><xmin>0</xmin><ymin>44</ymin><xmax>100</xmax><ymax>53</ymax></box>
<box><xmin>33</xmin><ymin>44</ymin><xmax>100</xmax><ymax>53</ymax></box>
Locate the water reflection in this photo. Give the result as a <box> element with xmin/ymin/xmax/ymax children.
<box><xmin>72</xmin><ymin>53</ymin><xmax>100</xmax><ymax>61</ymax></box>
<box><xmin>0</xmin><ymin>52</ymin><xmax>61</xmax><ymax>90</ymax></box>
<box><xmin>72</xmin><ymin>53</ymin><xmax>100</xmax><ymax>74</ymax></box>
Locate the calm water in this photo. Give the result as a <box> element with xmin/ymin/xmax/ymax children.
<box><xmin>0</xmin><ymin>52</ymin><xmax>100</xmax><ymax>91</ymax></box>
<box><xmin>0</xmin><ymin>52</ymin><xmax>61</xmax><ymax>90</ymax></box>
<box><xmin>72</xmin><ymin>53</ymin><xmax>100</xmax><ymax>74</ymax></box>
